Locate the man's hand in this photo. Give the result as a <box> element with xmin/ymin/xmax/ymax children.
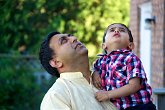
<box><xmin>95</xmin><ymin>90</ymin><xmax>110</xmax><ymax>101</ymax></box>
<box><xmin>92</xmin><ymin>71</ymin><xmax>102</xmax><ymax>89</ymax></box>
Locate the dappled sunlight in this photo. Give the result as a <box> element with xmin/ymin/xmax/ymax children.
<box><xmin>86</xmin><ymin>43</ymin><xmax>97</xmax><ymax>57</ymax></box>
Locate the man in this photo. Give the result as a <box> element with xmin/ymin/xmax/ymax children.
<box><xmin>39</xmin><ymin>31</ymin><xmax>116</xmax><ymax>110</ymax></box>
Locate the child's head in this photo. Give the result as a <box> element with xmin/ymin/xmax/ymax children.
<box><xmin>102</xmin><ymin>23</ymin><xmax>134</xmax><ymax>53</ymax></box>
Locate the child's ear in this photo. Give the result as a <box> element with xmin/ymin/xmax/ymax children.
<box><xmin>128</xmin><ymin>42</ymin><xmax>134</xmax><ymax>50</ymax></box>
<box><xmin>49</xmin><ymin>58</ymin><xmax>62</xmax><ymax>68</ymax></box>
<box><xmin>102</xmin><ymin>43</ymin><xmax>107</xmax><ymax>50</ymax></box>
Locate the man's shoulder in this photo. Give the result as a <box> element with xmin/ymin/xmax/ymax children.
<box><xmin>42</xmin><ymin>78</ymin><xmax>66</xmax><ymax>97</ymax></box>
<box><xmin>40</xmin><ymin>78</ymin><xmax>71</xmax><ymax>110</ymax></box>
<box><xmin>48</xmin><ymin>78</ymin><xmax>68</xmax><ymax>92</ymax></box>
<box><xmin>41</xmin><ymin>78</ymin><xmax>69</xmax><ymax>103</ymax></box>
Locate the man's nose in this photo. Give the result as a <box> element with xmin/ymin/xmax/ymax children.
<box><xmin>70</xmin><ymin>36</ymin><xmax>77</xmax><ymax>43</ymax></box>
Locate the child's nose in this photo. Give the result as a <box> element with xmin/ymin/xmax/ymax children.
<box><xmin>114</xmin><ymin>28</ymin><xmax>119</xmax><ymax>33</ymax></box>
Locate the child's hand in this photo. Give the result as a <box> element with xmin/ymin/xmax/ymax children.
<box><xmin>92</xmin><ymin>71</ymin><xmax>102</xmax><ymax>89</ymax></box>
<box><xmin>95</xmin><ymin>90</ymin><xmax>110</xmax><ymax>101</ymax></box>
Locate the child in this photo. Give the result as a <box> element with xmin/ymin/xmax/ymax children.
<box><xmin>92</xmin><ymin>23</ymin><xmax>156</xmax><ymax>110</ymax></box>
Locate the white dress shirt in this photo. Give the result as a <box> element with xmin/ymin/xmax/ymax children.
<box><xmin>40</xmin><ymin>72</ymin><xmax>116</xmax><ymax>110</ymax></box>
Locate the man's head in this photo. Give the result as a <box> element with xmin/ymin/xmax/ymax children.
<box><xmin>102</xmin><ymin>23</ymin><xmax>134</xmax><ymax>53</ymax></box>
<box><xmin>39</xmin><ymin>32</ymin><xmax>61</xmax><ymax>77</ymax></box>
<box><xmin>39</xmin><ymin>32</ymin><xmax>88</xmax><ymax>77</ymax></box>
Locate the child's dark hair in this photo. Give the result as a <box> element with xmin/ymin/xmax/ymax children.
<box><xmin>102</xmin><ymin>23</ymin><xmax>133</xmax><ymax>43</ymax></box>
<box><xmin>39</xmin><ymin>31</ymin><xmax>61</xmax><ymax>77</ymax></box>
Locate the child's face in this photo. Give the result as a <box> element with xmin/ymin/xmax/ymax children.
<box><xmin>103</xmin><ymin>24</ymin><xmax>132</xmax><ymax>52</ymax></box>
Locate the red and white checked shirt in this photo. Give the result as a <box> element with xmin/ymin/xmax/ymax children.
<box><xmin>93</xmin><ymin>49</ymin><xmax>152</xmax><ymax>110</ymax></box>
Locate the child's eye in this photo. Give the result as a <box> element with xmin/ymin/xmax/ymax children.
<box><xmin>120</xmin><ymin>29</ymin><xmax>125</xmax><ymax>32</ymax></box>
<box><xmin>109</xmin><ymin>29</ymin><xmax>114</xmax><ymax>32</ymax></box>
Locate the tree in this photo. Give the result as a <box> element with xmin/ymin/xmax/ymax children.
<box><xmin>1</xmin><ymin>0</ymin><xmax>130</xmax><ymax>57</ymax></box>
<box><xmin>0</xmin><ymin>57</ymin><xmax>41</xmax><ymax>110</ymax></box>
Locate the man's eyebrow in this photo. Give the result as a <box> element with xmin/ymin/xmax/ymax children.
<box><xmin>68</xmin><ymin>34</ymin><xmax>73</xmax><ymax>37</ymax></box>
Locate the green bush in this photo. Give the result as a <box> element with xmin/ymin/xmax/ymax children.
<box><xmin>0</xmin><ymin>57</ymin><xmax>44</xmax><ymax>110</ymax></box>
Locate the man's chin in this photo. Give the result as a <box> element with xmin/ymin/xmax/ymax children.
<box><xmin>80</xmin><ymin>49</ymin><xmax>88</xmax><ymax>55</ymax></box>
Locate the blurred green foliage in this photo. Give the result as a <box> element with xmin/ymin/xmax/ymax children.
<box><xmin>0</xmin><ymin>56</ymin><xmax>56</xmax><ymax>110</ymax></box>
<box><xmin>0</xmin><ymin>57</ymin><xmax>39</xmax><ymax>110</ymax></box>
<box><xmin>0</xmin><ymin>0</ymin><xmax>130</xmax><ymax>109</ymax></box>
<box><xmin>1</xmin><ymin>0</ymin><xmax>130</xmax><ymax>57</ymax></box>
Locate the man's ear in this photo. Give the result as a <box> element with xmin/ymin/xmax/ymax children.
<box><xmin>49</xmin><ymin>58</ymin><xmax>62</xmax><ymax>68</ymax></box>
<box><xmin>128</xmin><ymin>42</ymin><xmax>134</xmax><ymax>50</ymax></box>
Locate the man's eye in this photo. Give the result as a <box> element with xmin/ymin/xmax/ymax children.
<box><xmin>61</xmin><ymin>38</ymin><xmax>67</xmax><ymax>44</ymax></box>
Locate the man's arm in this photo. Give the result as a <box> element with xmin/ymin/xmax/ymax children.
<box><xmin>95</xmin><ymin>77</ymin><xmax>141</xmax><ymax>101</ymax></box>
<box><xmin>92</xmin><ymin>71</ymin><xmax>102</xmax><ymax>89</ymax></box>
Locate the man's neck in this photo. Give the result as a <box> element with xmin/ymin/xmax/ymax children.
<box><xmin>59</xmin><ymin>57</ymin><xmax>91</xmax><ymax>83</ymax></box>
<box><xmin>76</xmin><ymin>58</ymin><xmax>91</xmax><ymax>83</ymax></box>
<box><xmin>81</xmin><ymin>66</ymin><xmax>91</xmax><ymax>83</ymax></box>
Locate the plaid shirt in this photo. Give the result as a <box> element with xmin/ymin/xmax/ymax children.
<box><xmin>93</xmin><ymin>49</ymin><xmax>152</xmax><ymax>110</ymax></box>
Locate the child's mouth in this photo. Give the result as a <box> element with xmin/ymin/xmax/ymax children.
<box><xmin>113</xmin><ymin>33</ymin><xmax>120</xmax><ymax>37</ymax></box>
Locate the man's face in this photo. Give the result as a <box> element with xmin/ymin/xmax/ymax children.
<box><xmin>49</xmin><ymin>34</ymin><xmax>88</xmax><ymax>64</ymax></box>
<box><xmin>103</xmin><ymin>24</ymin><xmax>130</xmax><ymax>50</ymax></box>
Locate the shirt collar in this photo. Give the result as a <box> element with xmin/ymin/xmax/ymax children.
<box><xmin>60</xmin><ymin>72</ymin><xmax>84</xmax><ymax>79</ymax></box>
<box><xmin>97</xmin><ymin>48</ymin><xmax>130</xmax><ymax>56</ymax></box>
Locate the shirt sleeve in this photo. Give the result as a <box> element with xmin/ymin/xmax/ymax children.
<box><xmin>92</xmin><ymin>57</ymin><xmax>103</xmax><ymax>74</ymax></box>
<box><xmin>126</xmin><ymin>54</ymin><xmax>147</xmax><ymax>81</ymax></box>
<box><xmin>40</xmin><ymin>90</ymin><xmax>71</xmax><ymax>110</ymax></box>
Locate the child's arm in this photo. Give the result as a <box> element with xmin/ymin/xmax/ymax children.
<box><xmin>92</xmin><ymin>71</ymin><xmax>102</xmax><ymax>89</ymax></box>
<box><xmin>95</xmin><ymin>77</ymin><xmax>141</xmax><ymax>101</ymax></box>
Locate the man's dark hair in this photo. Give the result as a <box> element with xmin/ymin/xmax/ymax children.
<box><xmin>39</xmin><ymin>31</ymin><xmax>61</xmax><ymax>77</ymax></box>
<box><xmin>102</xmin><ymin>23</ymin><xmax>133</xmax><ymax>43</ymax></box>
